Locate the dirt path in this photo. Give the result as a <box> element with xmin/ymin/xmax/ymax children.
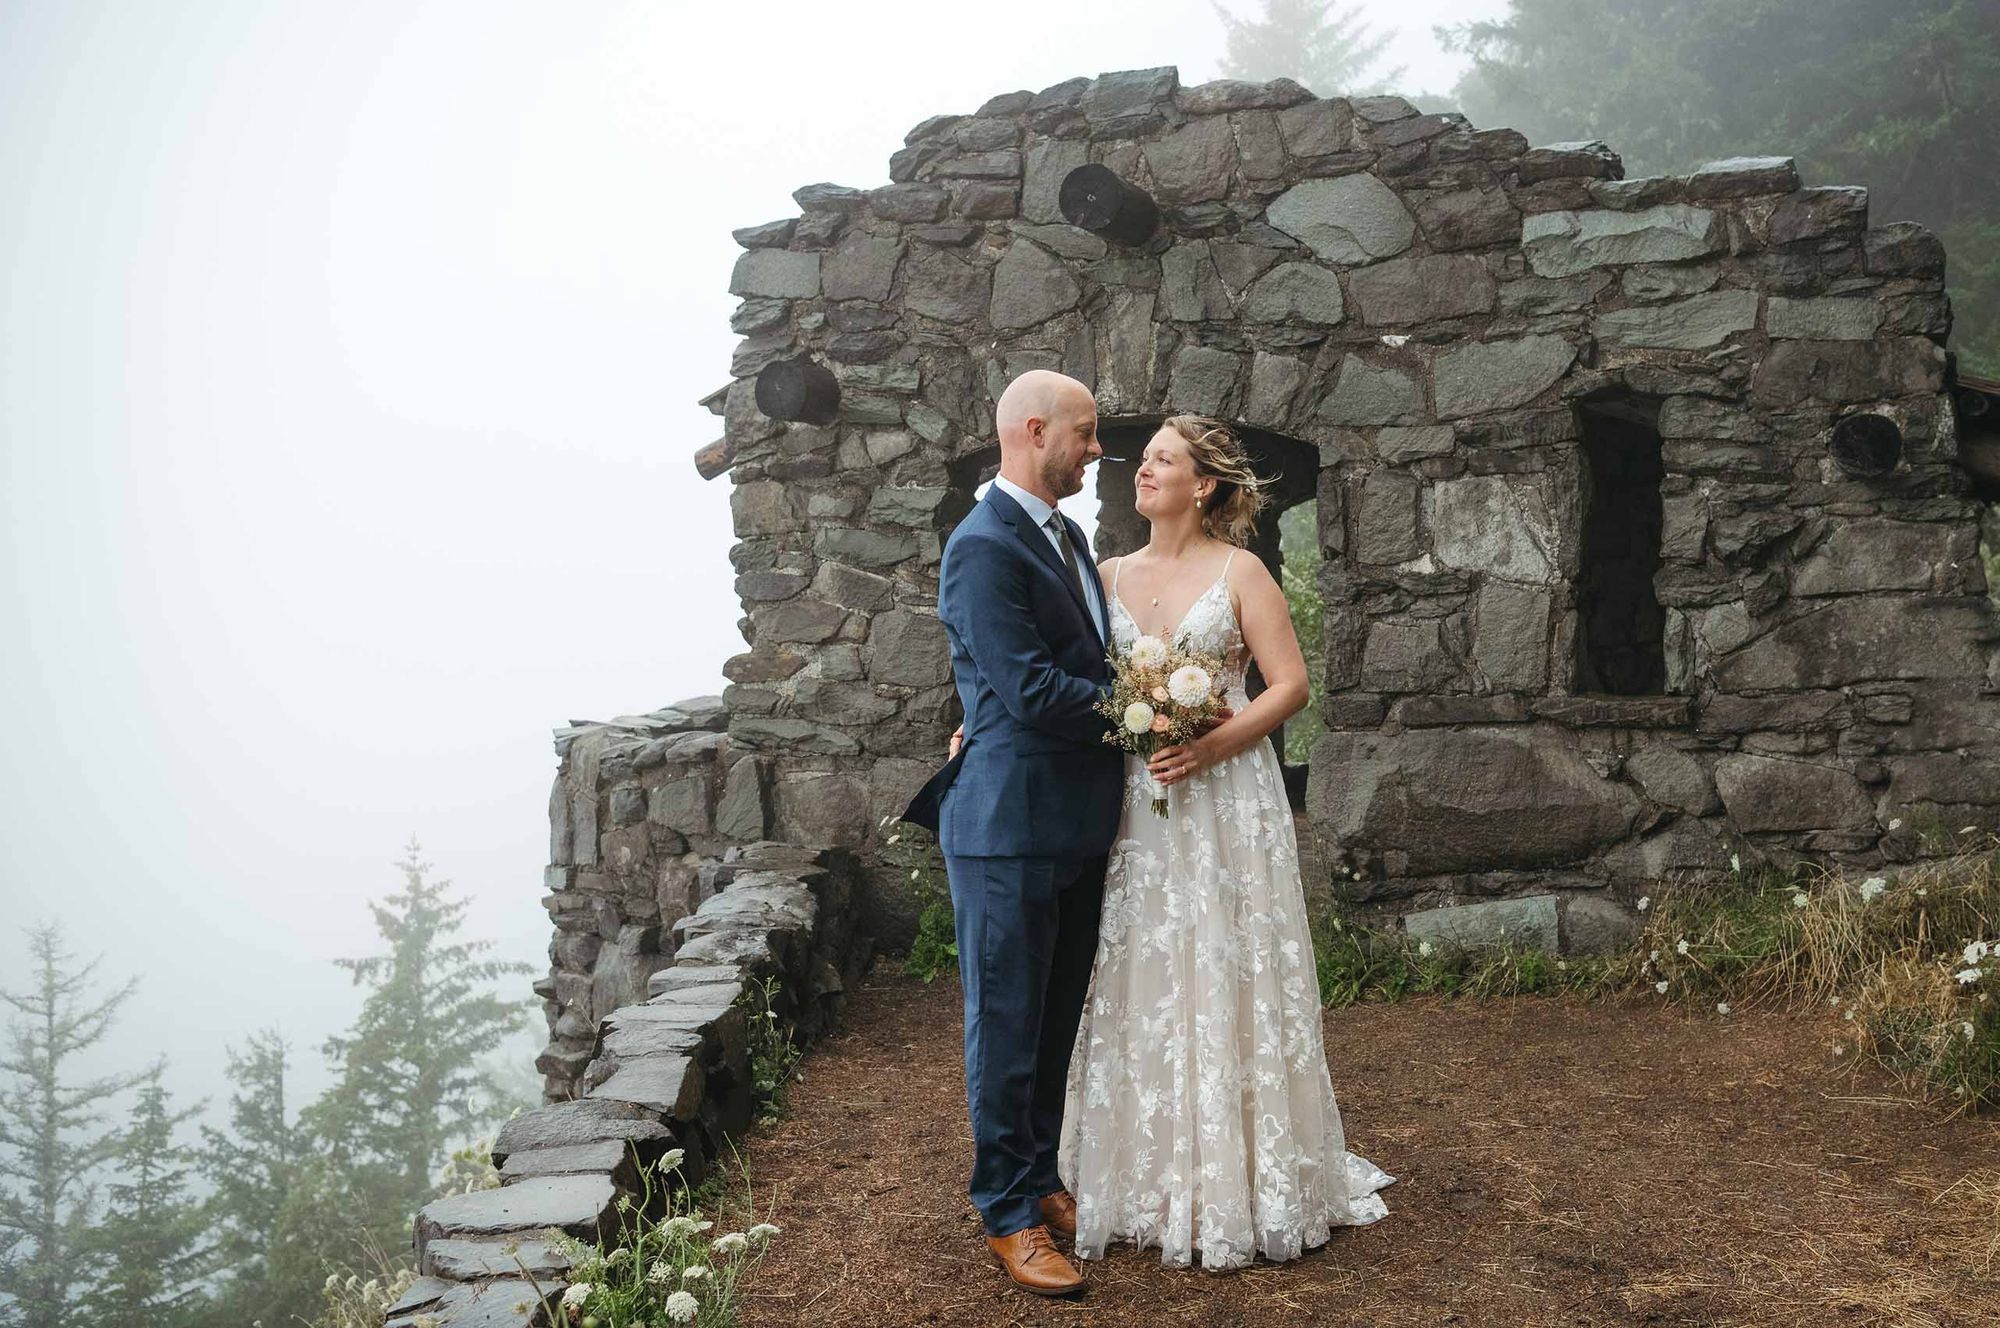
<box><xmin>732</xmin><ymin>968</ymin><xmax>2000</xmax><ymax>1328</ymax></box>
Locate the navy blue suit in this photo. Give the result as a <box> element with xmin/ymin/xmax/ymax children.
<box><xmin>903</xmin><ymin>485</ymin><xmax>1122</xmax><ymax>1236</ymax></box>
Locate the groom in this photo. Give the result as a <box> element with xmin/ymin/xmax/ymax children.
<box><xmin>903</xmin><ymin>369</ymin><xmax>1121</xmax><ymax>1297</ymax></box>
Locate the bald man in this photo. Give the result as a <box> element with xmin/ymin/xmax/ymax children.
<box><xmin>903</xmin><ymin>370</ymin><xmax>1119</xmax><ymax>1297</ymax></box>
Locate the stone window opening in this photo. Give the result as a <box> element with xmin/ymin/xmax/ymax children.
<box><xmin>1572</xmin><ymin>396</ymin><xmax>1668</xmax><ymax>697</ymax></box>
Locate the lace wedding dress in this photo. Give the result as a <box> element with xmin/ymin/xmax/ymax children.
<box><xmin>1058</xmin><ymin>551</ymin><xmax>1394</xmax><ymax>1269</ymax></box>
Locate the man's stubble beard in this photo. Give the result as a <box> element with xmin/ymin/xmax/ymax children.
<box><xmin>1040</xmin><ymin>452</ymin><xmax>1086</xmax><ymax>501</ymax></box>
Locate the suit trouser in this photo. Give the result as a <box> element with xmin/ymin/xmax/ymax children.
<box><xmin>942</xmin><ymin>851</ymin><xmax>1107</xmax><ymax>1237</ymax></box>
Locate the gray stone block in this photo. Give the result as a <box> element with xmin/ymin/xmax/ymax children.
<box><xmin>1473</xmin><ymin>581</ymin><xmax>1551</xmax><ymax>689</ymax></box>
<box><xmin>1768</xmin><ymin>296</ymin><xmax>1881</xmax><ymax>340</ymax></box>
<box><xmin>822</xmin><ymin>234</ymin><xmax>902</xmax><ymax>302</ymax></box>
<box><xmin>989</xmin><ymin>240</ymin><xmax>1080</xmax><ymax>331</ymax></box>
<box><xmin>728</xmin><ymin>249</ymin><xmax>820</xmax><ymax>299</ymax></box>
<box><xmin>1266</xmin><ymin>174</ymin><xmax>1416</xmax><ymax>264</ymax></box>
<box><xmin>587</xmin><ymin>1053</ymin><xmax>706</xmax><ymax>1120</ymax></box>
<box><xmin>1320</xmin><ymin>355</ymin><xmax>1421</xmax><ymax>425</ymax></box>
<box><xmin>1354</xmin><ymin>471</ymin><xmax>1421</xmax><ymax>564</ymax></box>
<box><xmin>386</xmin><ymin>1277</ymin><xmax>547</xmax><ymax>1328</ymax></box>
<box><xmin>1596</xmin><ymin>289</ymin><xmax>1758</xmax><ymax>349</ymax></box>
<box><xmin>1715</xmin><ymin>754</ymin><xmax>1874</xmax><ymax>831</ymax></box>
<box><xmin>1433</xmin><ymin>335</ymin><xmax>1576</xmax><ymax>418</ymax></box>
<box><xmin>1243</xmin><ymin>262</ymin><xmax>1345</xmax><ymax>323</ymax></box>
<box><xmin>714</xmin><ymin>757</ymin><xmax>770</xmax><ymax>840</ymax></box>
<box><xmin>416</xmin><ymin>1175</ymin><xmax>620</xmax><ymax>1249</ymax></box>
<box><xmin>1521</xmin><ymin>204</ymin><xmax>1721</xmax><ymax>276</ymax></box>
<box><xmin>1144</xmin><ymin>115</ymin><xmax>1237</xmax><ymax>201</ymax></box>
<box><xmin>1560</xmin><ymin>896</ymin><xmax>1641</xmax><ymax>956</ymax></box>
<box><xmin>1349</xmin><ymin>253</ymin><xmax>1495</xmax><ymax>323</ymax></box>
<box><xmin>1426</xmin><ymin>476</ymin><xmax>1557</xmax><ymax>582</ymax></box>
<box><xmin>1404</xmin><ymin>895</ymin><xmax>1559</xmax><ymax>952</ymax></box>
<box><xmin>419</xmin><ymin>1237</ymin><xmax>572</xmax><ymax>1282</ymax></box>
<box><xmin>1167</xmin><ymin>345</ymin><xmax>1243</xmax><ymax>417</ymax></box>
<box><xmin>869</xmin><ymin>609</ymin><xmax>952</xmax><ymax>687</ymax></box>
<box><xmin>1311</xmin><ymin>728</ymin><xmax>1645</xmax><ymax>874</ymax></box>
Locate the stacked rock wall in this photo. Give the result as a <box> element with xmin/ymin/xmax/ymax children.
<box><xmin>703</xmin><ymin>66</ymin><xmax>2000</xmax><ymax>948</ymax></box>
<box><xmin>394</xmin><ymin>842</ymin><xmax>866</xmax><ymax>1326</ymax></box>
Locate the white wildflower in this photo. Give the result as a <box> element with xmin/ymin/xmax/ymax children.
<box><xmin>1858</xmin><ymin>877</ymin><xmax>1887</xmax><ymax>902</ymax></box>
<box><xmin>1655</xmin><ymin>980</ymin><xmax>1670</xmax><ymax>995</ymax></box>
<box><xmin>1832</xmin><ymin>1043</ymin><xmax>1846</xmax><ymax>1056</ymax></box>
<box><xmin>682</xmin><ymin>1265</ymin><xmax>711</xmax><ymax>1282</ymax></box>
<box><xmin>1168</xmin><ymin>664</ymin><xmax>1214</xmax><ymax>707</ymax></box>
<box><xmin>1636</xmin><ymin>895</ymin><xmax>1650</xmax><ymax>912</ymax></box>
<box><xmin>1956</xmin><ymin>968</ymin><xmax>1984</xmax><ymax>986</ymax></box>
<box><xmin>606</xmin><ymin>1248</ymin><xmax>631</xmax><ymax>1267</ymax></box>
<box><xmin>647</xmin><ymin>1260</ymin><xmax>674</xmax><ymax>1285</ymax></box>
<box><xmin>1676</xmin><ymin>939</ymin><xmax>1690</xmax><ymax>956</ymax></box>
<box><xmin>1844</xmin><ymin>1007</ymin><xmax>1857</xmax><ymax>1020</ymax></box>
<box><xmin>1792</xmin><ymin>892</ymin><xmax>1810</xmax><ymax>909</ymax></box>
<box><xmin>1557</xmin><ymin>959</ymin><xmax>1568</xmax><ymax>971</ymax></box>
<box><xmin>910</xmin><ymin>869</ymin><xmax>919</xmax><ymax>881</ymax></box>
<box><xmin>664</xmin><ymin>1290</ymin><xmax>701</xmax><ymax>1324</ymax></box>
<box><xmin>1964</xmin><ymin>940</ymin><xmax>1991</xmax><ymax>965</ymax></box>
<box><xmin>1649</xmin><ymin>949</ymin><xmax>1661</xmax><ymax>965</ymax></box>
<box><xmin>661</xmin><ymin>1148</ymin><xmax>685</xmax><ymax>1171</ymax></box>
<box><xmin>1128</xmin><ymin>635</ymin><xmax>1169</xmax><ymax>670</ymax></box>
<box><xmin>663</xmin><ymin>1216</ymin><xmax>703</xmax><ymax>1239</ymax></box>
<box><xmin>1730</xmin><ymin>853</ymin><xmax>1741</xmax><ymax>873</ymax></box>
<box><xmin>748</xmin><ymin>1222</ymin><xmax>782</xmax><ymax>1240</ymax></box>
<box><xmin>1717</xmin><ymin>1002</ymin><xmax>1731</xmax><ymax>1015</ymax></box>
<box><xmin>561</xmin><ymin>1284</ymin><xmax>591</xmax><ymax>1311</ymax></box>
<box><xmin>1121</xmin><ymin>701</ymin><xmax>1156</xmax><ymax>735</ymax></box>
<box><xmin>1963</xmin><ymin>1022</ymin><xmax>1978</xmax><ymax>1043</ymax></box>
<box><xmin>1417</xmin><ymin>940</ymin><xmax>1434</xmax><ymax>958</ymax></box>
<box><xmin>711</xmin><ymin>1232</ymin><xmax>750</xmax><ymax>1255</ymax></box>
<box><xmin>1888</xmin><ymin>817</ymin><xmax>1902</xmax><ymax>830</ymax></box>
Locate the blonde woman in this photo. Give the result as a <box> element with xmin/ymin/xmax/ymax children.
<box><xmin>1057</xmin><ymin>414</ymin><xmax>1394</xmax><ymax>1270</ymax></box>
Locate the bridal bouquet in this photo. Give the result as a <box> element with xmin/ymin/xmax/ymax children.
<box><xmin>1094</xmin><ymin>634</ymin><xmax>1229</xmax><ymax>817</ymax></box>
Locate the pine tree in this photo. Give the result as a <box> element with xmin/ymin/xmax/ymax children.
<box><xmin>306</xmin><ymin>839</ymin><xmax>534</xmax><ymax>1241</ymax></box>
<box><xmin>0</xmin><ymin>923</ymin><xmax>146</xmax><ymax>1326</ymax></box>
<box><xmin>79</xmin><ymin>1066</ymin><xmax>212</xmax><ymax>1328</ymax></box>
<box><xmin>1215</xmin><ymin>0</ymin><xmax>1406</xmax><ymax>96</ymax></box>
<box><xmin>200</xmin><ymin>1029</ymin><xmax>314</xmax><ymax>1324</ymax></box>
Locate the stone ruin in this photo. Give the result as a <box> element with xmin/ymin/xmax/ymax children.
<box><xmin>386</xmin><ymin>67</ymin><xmax>2000</xmax><ymax>1325</ymax></box>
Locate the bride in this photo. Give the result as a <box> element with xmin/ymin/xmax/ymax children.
<box><xmin>1058</xmin><ymin>413</ymin><xmax>1394</xmax><ymax>1270</ymax></box>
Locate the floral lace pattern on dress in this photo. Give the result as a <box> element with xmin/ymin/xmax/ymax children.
<box><xmin>1058</xmin><ymin>557</ymin><xmax>1394</xmax><ymax>1269</ymax></box>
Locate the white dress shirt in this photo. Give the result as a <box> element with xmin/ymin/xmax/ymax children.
<box><xmin>992</xmin><ymin>474</ymin><xmax>1108</xmax><ymax>643</ymax></box>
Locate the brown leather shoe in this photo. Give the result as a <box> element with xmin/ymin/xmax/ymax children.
<box><xmin>1037</xmin><ymin>1188</ymin><xmax>1078</xmax><ymax>1238</ymax></box>
<box><xmin>985</xmin><ymin>1224</ymin><xmax>1084</xmax><ymax>1297</ymax></box>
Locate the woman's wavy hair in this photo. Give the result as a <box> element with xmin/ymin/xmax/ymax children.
<box><xmin>1159</xmin><ymin>414</ymin><xmax>1268</xmax><ymax>547</ymax></box>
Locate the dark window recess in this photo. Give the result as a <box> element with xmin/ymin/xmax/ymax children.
<box><xmin>1574</xmin><ymin>402</ymin><xmax>1667</xmax><ymax>695</ymax></box>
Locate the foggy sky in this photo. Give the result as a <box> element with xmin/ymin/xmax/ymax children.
<box><xmin>0</xmin><ymin>1</ymin><xmax>1500</xmax><ymax>1119</ymax></box>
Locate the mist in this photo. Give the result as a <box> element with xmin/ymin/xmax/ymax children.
<box><xmin>0</xmin><ymin>0</ymin><xmax>1500</xmax><ymax>1116</ymax></box>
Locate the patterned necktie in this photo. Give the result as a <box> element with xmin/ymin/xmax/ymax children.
<box><xmin>1046</xmin><ymin>512</ymin><xmax>1085</xmax><ymax>599</ymax></box>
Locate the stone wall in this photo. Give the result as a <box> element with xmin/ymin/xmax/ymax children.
<box><xmin>534</xmin><ymin>697</ymin><xmax>871</xmax><ymax>1102</ymax></box>
<box><xmin>701</xmin><ymin>66</ymin><xmax>2000</xmax><ymax>947</ymax></box>
<box><xmin>393</xmin><ymin>842</ymin><xmax>867</xmax><ymax>1327</ymax></box>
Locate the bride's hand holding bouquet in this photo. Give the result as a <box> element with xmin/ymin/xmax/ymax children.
<box><xmin>1094</xmin><ymin>632</ymin><xmax>1229</xmax><ymax>817</ymax></box>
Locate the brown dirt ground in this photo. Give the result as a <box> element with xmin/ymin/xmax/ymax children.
<box><xmin>730</xmin><ymin>967</ymin><xmax>2000</xmax><ymax>1328</ymax></box>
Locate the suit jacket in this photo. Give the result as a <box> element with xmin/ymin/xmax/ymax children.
<box><xmin>902</xmin><ymin>485</ymin><xmax>1122</xmax><ymax>858</ymax></box>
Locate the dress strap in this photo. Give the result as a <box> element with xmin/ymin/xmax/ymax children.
<box><xmin>1111</xmin><ymin>557</ymin><xmax>1123</xmax><ymax>593</ymax></box>
<box><xmin>1220</xmin><ymin>548</ymin><xmax>1235</xmax><ymax>580</ymax></box>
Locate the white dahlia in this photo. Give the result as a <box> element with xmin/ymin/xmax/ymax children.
<box><xmin>1167</xmin><ymin>665</ymin><xmax>1213</xmax><ymax>707</ymax></box>
<box><xmin>1122</xmin><ymin>701</ymin><xmax>1156</xmax><ymax>735</ymax></box>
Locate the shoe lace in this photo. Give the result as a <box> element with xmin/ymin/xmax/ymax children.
<box><xmin>1022</xmin><ymin>1225</ymin><xmax>1060</xmax><ymax>1258</ymax></box>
